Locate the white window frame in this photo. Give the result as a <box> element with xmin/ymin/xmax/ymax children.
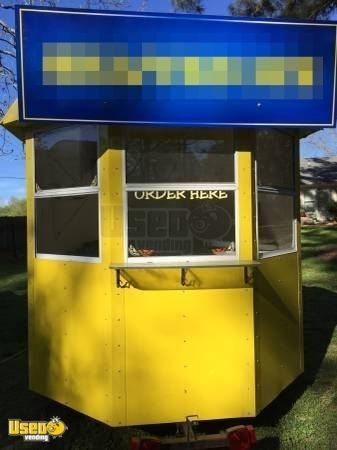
<box><xmin>123</xmin><ymin>143</ymin><xmax>239</xmax><ymax>265</ymax></box>
<box><xmin>33</xmin><ymin>125</ymin><xmax>101</xmax><ymax>263</ymax></box>
<box><xmin>257</xmin><ymin>186</ymin><xmax>297</xmax><ymax>259</ymax></box>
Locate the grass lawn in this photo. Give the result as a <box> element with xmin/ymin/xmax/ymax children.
<box><xmin>254</xmin><ymin>226</ymin><xmax>337</xmax><ymax>449</ymax></box>
<box><xmin>1</xmin><ymin>226</ymin><xmax>337</xmax><ymax>449</ymax></box>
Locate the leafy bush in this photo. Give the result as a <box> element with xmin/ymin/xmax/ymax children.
<box><xmin>0</xmin><ymin>197</ymin><xmax>26</xmax><ymax>217</ymax></box>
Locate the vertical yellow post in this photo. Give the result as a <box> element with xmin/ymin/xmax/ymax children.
<box><xmin>99</xmin><ymin>128</ymin><xmax>127</xmax><ymax>425</ymax></box>
<box><xmin>236</xmin><ymin>132</ymin><xmax>256</xmax><ymax>416</ymax></box>
<box><xmin>236</xmin><ymin>130</ymin><xmax>255</xmax><ymax>261</ymax></box>
<box><xmin>100</xmin><ymin>130</ymin><xmax>125</xmax><ymax>264</ymax></box>
<box><xmin>25</xmin><ymin>136</ymin><xmax>36</xmax><ymax>387</ymax></box>
<box><xmin>238</xmin><ymin>150</ymin><xmax>254</xmax><ymax>260</ymax></box>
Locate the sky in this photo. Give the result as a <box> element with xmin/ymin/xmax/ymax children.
<box><xmin>0</xmin><ymin>0</ymin><xmax>336</xmax><ymax>205</ymax></box>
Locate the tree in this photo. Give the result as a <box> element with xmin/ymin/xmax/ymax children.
<box><xmin>171</xmin><ymin>0</ymin><xmax>204</xmax><ymax>13</ymax></box>
<box><xmin>0</xmin><ymin>196</ymin><xmax>26</xmax><ymax>216</ymax></box>
<box><xmin>229</xmin><ymin>0</ymin><xmax>337</xmax><ymax>19</ymax></box>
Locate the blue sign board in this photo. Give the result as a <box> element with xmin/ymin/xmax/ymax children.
<box><xmin>16</xmin><ymin>6</ymin><xmax>337</xmax><ymax>127</ymax></box>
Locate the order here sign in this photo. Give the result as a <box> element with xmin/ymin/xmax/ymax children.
<box><xmin>16</xmin><ymin>6</ymin><xmax>337</xmax><ymax>127</ymax></box>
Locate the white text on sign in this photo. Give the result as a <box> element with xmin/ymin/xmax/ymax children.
<box><xmin>133</xmin><ymin>190</ymin><xmax>228</xmax><ymax>200</ymax></box>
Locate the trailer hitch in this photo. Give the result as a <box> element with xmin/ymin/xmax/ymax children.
<box><xmin>130</xmin><ymin>424</ymin><xmax>256</xmax><ymax>450</ymax></box>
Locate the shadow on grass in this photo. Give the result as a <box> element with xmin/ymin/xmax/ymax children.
<box><xmin>251</xmin><ymin>285</ymin><xmax>337</xmax><ymax>428</ymax></box>
<box><xmin>301</xmin><ymin>247</ymin><xmax>337</xmax><ymax>264</ymax></box>
<box><xmin>0</xmin><ymin>290</ymin><xmax>27</xmax><ymax>360</ymax></box>
<box><xmin>301</xmin><ymin>226</ymin><xmax>337</xmax><ymax>250</ymax></box>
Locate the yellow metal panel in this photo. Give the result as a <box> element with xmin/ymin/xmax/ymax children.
<box><xmin>32</xmin><ymin>261</ymin><xmax>113</xmax><ymax>421</ymax></box>
<box><xmin>254</xmin><ymin>138</ymin><xmax>302</xmax><ymax>413</ymax></box>
<box><xmin>254</xmin><ymin>252</ymin><xmax>303</xmax><ymax>412</ymax></box>
<box><xmin>100</xmin><ymin>131</ymin><xmax>127</xmax><ymax>425</ymax></box>
<box><xmin>125</xmin><ymin>287</ymin><xmax>255</xmax><ymax>425</ymax></box>
<box><xmin>28</xmin><ymin>128</ymin><xmax>126</xmax><ymax>426</ymax></box>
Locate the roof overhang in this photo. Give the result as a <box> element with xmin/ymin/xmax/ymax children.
<box><xmin>1</xmin><ymin>100</ymin><xmax>69</xmax><ymax>141</ymax></box>
<box><xmin>1</xmin><ymin>100</ymin><xmax>324</xmax><ymax>142</ymax></box>
<box><xmin>1</xmin><ymin>101</ymin><xmax>29</xmax><ymax>140</ymax></box>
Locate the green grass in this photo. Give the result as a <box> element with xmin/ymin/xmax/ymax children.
<box><xmin>255</xmin><ymin>226</ymin><xmax>337</xmax><ymax>449</ymax></box>
<box><xmin>301</xmin><ymin>226</ymin><xmax>337</xmax><ymax>291</ymax></box>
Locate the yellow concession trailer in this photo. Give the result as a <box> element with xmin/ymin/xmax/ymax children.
<box><xmin>2</xmin><ymin>101</ymin><xmax>303</xmax><ymax>427</ymax></box>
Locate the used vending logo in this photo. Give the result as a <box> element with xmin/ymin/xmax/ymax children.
<box><xmin>8</xmin><ymin>416</ymin><xmax>68</xmax><ymax>442</ymax></box>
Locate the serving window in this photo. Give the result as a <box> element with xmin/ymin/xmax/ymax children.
<box><xmin>256</xmin><ymin>129</ymin><xmax>296</xmax><ymax>257</ymax></box>
<box><xmin>34</xmin><ymin>126</ymin><xmax>100</xmax><ymax>260</ymax></box>
<box><xmin>125</xmin><ymin>134</ymin><xmax>237</xmax><ymax>260</ymax></box>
